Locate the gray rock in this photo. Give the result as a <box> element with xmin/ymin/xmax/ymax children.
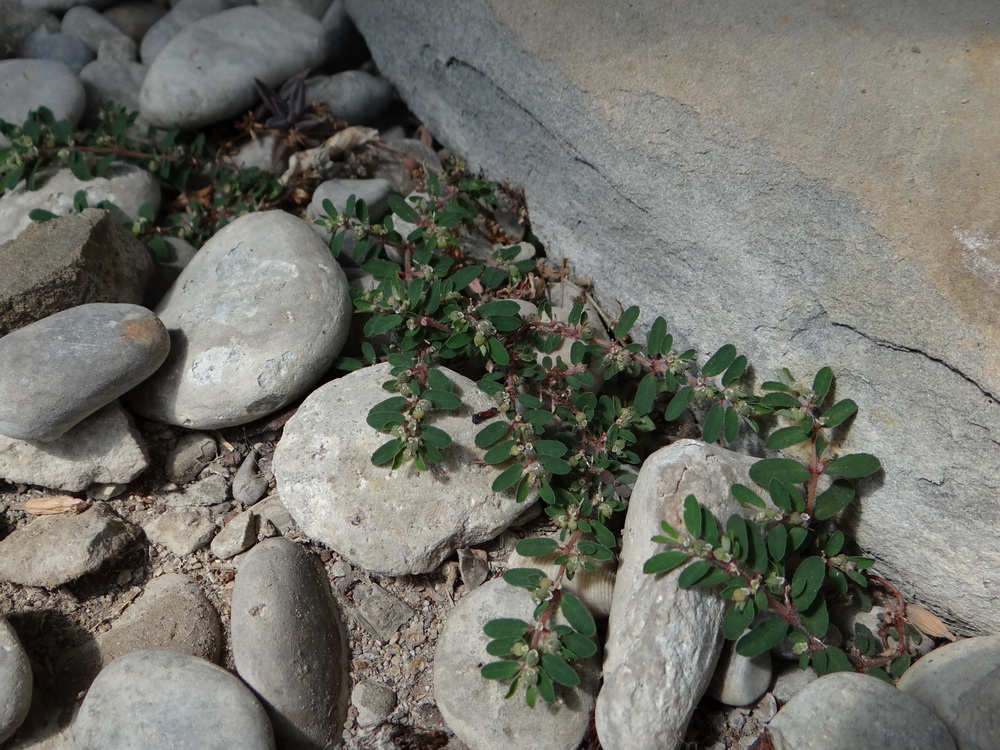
<box><xmin>228</xmin><ymin>134</ymin><xmax>286</xmax><ymax>174</ymax></box>
<box><xmin>232</xmin><ymin>538</ymin><xmax>349</xmax><ymax>749</ymax></box>
<box><xmin>143</xmin><ymin>507</ymin><xmax>217</xmax><ymax>556</ymax></box>
<box><xmin>0</xmin><ymin>502</ymin><xmax>138</xmax><ymax>588</ymax></box>
<box><xmin>253</xmin><ymin>494</ymin><xmax>297</xmax><ymax>536</ymax></box>
<box><xmin>0</xmin><ymin>616</ymin><xmax>32</xmax><ymax>745</ymax></box>
<box><xmin>596</xmin><ymin>440</ymin><xmax>756</xmax><ymax>750</ymax></box>
<box><xmin>138</xmin><ymin>6</ymin><xmax>335</xmax><ymax>129</ymax></box>
<box><xmin>351</xmin><ymin>681</ymin><xmax>396</xmax><ymax>727</ymax></box>
<box><xmin>101</xmin><ymin>2</ymin><xmax>167</xmax><ymax>43</ymax></box>
<box><xmin>434</xmin><ymin>577</ymin><xmax>599</xmax><ymax>750</ymax></box>
<box><xmin>372</xmin><ymin>137</ymin><xmax>443</xmax><ymax>195</ymax></box>
<box><xmin>305</xmin><ymin>71</ymin><xmax>394</xmax><ymax>125</ymax></box>
<box><xmin>210</xmin><ymin>508</ymin><xmax>258</xmax><ymax>560</ymax></box>
<box><xmin>256</xmin><ymin>0</ymin><xmax>332</xmax><ymax>19</ymax></box>
<box><xmin>306</xmin><ymin>177</ymin><xmax>395</xmax><ymax>229</ymax></box>
<box><xmin>0</xmin><ymin>208</ymin><xmax>154</xmax><ymax>337</ymax></box>
<box><xmin>349</xmin><ymin>582</ymin><xmax>414</xmax><ymax>642</ymax></box>
<box><xmin>0</xmin><ymin>401</ymin><xmax>150</xmax><ymax>491</ymax></box>
<box><xmin>163</xmin><ymin>432</ymin><xmax>217</xmax><ymax>485</ymax></box>
<box><xmin>0</xmin><ymin>163</ymin><xmax>160</xmax><ymax>245</ymax></box>
<box><xmin>127</xmin><ymin>211</ymin><xmax>352</xmax><ymax>429</ymax></box>
<box><xmin>838</xmin><ymin>605</ymin><xmax>934</xmax><ymax>659</ymax></box>
<box><xmin>138</xmin><ymin>0</ymin><xmax>231</xmax><ymax>65</ymax></box>
<box><xmin>0</xmin><ymin>303</ymin><xmax>168</xmax><ymax>442</ymax></box>
<box><xmin>0</xmin><ymin>59</ymin><xmax>84</xmax><ymax>149</ymax></box>
<box><xmin>21</xmin><ymin>0</ymin><xmax>117</xmax><ymax>11</ymax></box>
<box><xmin>144</xmin><ymin>235</ymin><xmax>198</xmax><ymax>309</ymax></box>
<box><xmin>73</xmin><ymin>649</ymin><xmax>276</xmax><ymax>750</ymax></box>
<box><xmin>0</xmin><ymin>1</ymin><xmax>59</xmax><ymax>59</ymax></box>
<box><xmin>62</xmin><ymin>5</ymin><xmax>128</xmax><ymax>53</ymax></box>
<box><xmin>21</xmin><ymin>26</ymin><xmax>95</xmax><ymax>74</ymax></box>
<box><xmin>232</xmin><ymin>449</ymin><xmax>269</xmax><ymax>506</ymax></box>
<box><xmin>897</xmin><ymin>635</ymin><xmax>1000</xmax><ymax>750</ymax></box>
<box><xmin>770</xmin><ymin>663</ymin><xmax>818</xmax><ymax>705</ymax></box>
<box><xmin>345</xmin><ymin>0</ymin><xmax>1000</xmax><ymax>635</ymax></box>
<box><xmin>78</xmin><ymin>38</ymin><xmax>147</xmax><ymax>124</ymax></box>
<box><xmin>770</xmin><ymin>672</ymin><xmax>957</xmax><ymax>750</ymax></box>
<box><xmin>707</xmin><ymin>639</ymin><xmax>772</xmax><ymax>707</ymax></box>
<box><xmin>163</xmin><ymin>474</ymin><xmax>230</xmax><ymax>507</ymax></box>
<box><xmin>273</xmin><ymin>362</ymin><xmax>537</xmax><ymax>575</ymax></box>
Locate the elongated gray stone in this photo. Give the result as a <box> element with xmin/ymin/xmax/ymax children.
<box><xmin>596</xmin><ymin>439</ymin><xmax>755</xmax><ymax>750</ymax></box>
<box><xmin>0</xmin><ymin>616</ymin><xmax>31</xmax><ymax>745</ymax></box>
<box><xmin>0</xmin><ymin>303</ymin><xmax>168</xmax><ymax>442</ymax></box>
<box><xmin>232</xmin><ymin>538</ymin><xmax>349</xmax><ymax>749</ymax></box>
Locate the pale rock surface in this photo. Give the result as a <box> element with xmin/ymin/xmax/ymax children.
<box><xmin>162</xmin><ymin>432</ymin><xmax>216</xmax><ymax>485</ymax></box>
<box><xmin>433</xmin><ymin>577</ymin><xmax>599</xmax><ymax>750</ymax></box>
<box><xmin>78</xmin><ymin>37</ymin><xmax>147</xmax><ymax>123</ymax></box>
<box><xmin>127</xmin><ymin>211</ymin><xmax>352</xmax><ymax>429</ymax></box>
<box><xmin>62</xmin><ymin>5</ymin><xmax>128</xmax><ymax>52</ymax></box>
<box><xmin>351</xmin><ymin>681</ymin><xmax>396</xmax><ymax>727</ymax></box>
<box><xmin>706</xmin><ymin>640</ymin><xmax>772</xmax><ymax>707</ymax></box>
<box><xmin>273</xmin><ymin>362</ymin><xmax>536</xmax><ymax>575</ymax></box>
<box><xmin>345</xmin><ymin>0</ymin><xmax>1000</xmax><ymax>635</ymax></box>
<box><xmin>305</xmin><ymin>70</ymin><xmax>394</xmax><ymax>125</ymax></box>
<box><xmin>0</xmin><ymin>616</ymin><xmax>32</xmax><ymax>745</ymax></box>
<box><xmin>210</xmin><ymin>508</ymin><xmax>258</xmax><ymax>560</ymax></box>
<box><xmin>138</xmin><ymin>0</ymin><xmax>232</xmax><ymax>65</ymax></box>
<box><xmin>0</xmin><ymin>59</ymin><xmax>84</xmax><ymax>149</ymax></box>
<box><xmin>596</xmin><ymin>439</ymin><xmax>755</xmax><ymax>750</ymax></box>
<box><xmin>0</xmin><ymin>401</ymin><xmax>150</xmax><ymax>491</ymax></box>
<box><xmin>769</xmin><ymin>672</ymin><xmax>957</xmax><ymax>750</ymax></box>
<box><xmin>20</xmin><ymin>27</ymin><xmax>94</xmax><ymax>75</ymax></box>
<box><xmin>143</xmin><ymin>507</ymin><xmax>216</xmax><ymax>556</ymax></box>
<box><xmin>0</xmin><ymin>502</ymin><xmax>139</xmax><ymax>588</ymax></box>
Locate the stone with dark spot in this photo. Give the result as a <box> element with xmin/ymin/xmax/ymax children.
<box><xmin>0</xmin><ymin>303</ymin><xmax>168</xmax><ymax>441</ymax></box>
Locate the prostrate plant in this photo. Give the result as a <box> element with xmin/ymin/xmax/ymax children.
<box><xmin>643</xmin><ymin>367</ymin><xmax>918</xmax><ymax>680</ymax></box>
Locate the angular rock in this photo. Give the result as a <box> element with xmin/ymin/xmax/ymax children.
<box><xmin>0</xmin><ymin>616</ymin><xmax>32</xmax><ymax>745</ymax></box>
<box><xmin>0</xmin><ymin>401</ymin><xmax>150</xmax><ymax>491</ymax></box>
<box><xmin>253</xmin><ymin>494</ymin><xmax>297</xmax><ymax>536</ymax></box>
<box><xmin>345</xmin><ymin>0</ymin><xmax>1000</xmax><ymax>635</ymax></box>
<box><xmin>349</xmin><ymin>582</ymin><xmax>414</xmax><ymax>642</ymax></box>
<box><xmin>127</xmin><ymin>210</ymin><xmax>351</xmax><ymax>429</ymax></box>
<box><xmin>273</xmin><ymin>362</ymin><xmax>536</xmax><ymax>575</ymax></box>
<box><xmin>0</xmin><ymin>164</ymin><xmax>160</xmax><ymax>245</ymax></box>
<box><xmin>434</xmin><ymin>577</ymin><xmax>599</xmax><ymax>750</ymax></box>
<box><xmin>143</xmin><ymin>507</ymin><xmax>216</xmax><ymax>556</ymax></box>
<box><xmin>305</xmin><ymin>71</ymin><xmax>394</xmax><ymax>125</ymax></box>
<box><xmin>210</xmin><ymin>508</ymin><xmax>258</xmax><ymax>560</ymax></box>
<box><xmin>0</xmin><ymin>59</ymin><xmax>84</xmax><ymax>149</ymax></box>
<box><xmin>897</xmin><ymin>635</ymin><xmax>1000</xmax><ymax>750</ymax></box>
<box><xmin>138</xmin><ymin>5</ymin><xmax>335</xmax><ymax>129</ymax></box>
<box><xmin>0</xmin><ymin>303</ymin><xmax>168</xmax><ymax>441</ymax></box>
<box><xmin>73</xmin><ymin>649</ymin><xmax>275</xmax><ymax>750</ymax></box>
<box><xmin>770</xmin><ymin>672</ymin><xmax>957</xmax><ymax>750</ymax></box>
<box><xmin>232</xmin><ymin>538</ymin><xmax>349</xmax><ymax>749</ymax></box>
<box><xmin>163</xmin><ymin>432</ymin><xmax>217</xmax><ymax>485</ymax></box>
<box><xmin>0</xmin><ymin>502</ymin><xmax>139</xmax><ymax>588</ymax></box>
<box><xmin>0</xmin><ymin>209</ymin><xmax>154</xmax><ymax>336</ymax></box>
<box><xmin>595</xmin><ymin>440</ymin><xmax>755</xmax><ymax>750</ymax></box>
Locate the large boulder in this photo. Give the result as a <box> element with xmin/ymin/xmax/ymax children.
<box><xmin>345</xmin><ymin>0</ymin><xmax>1000</xmax><ymax>634</ymax></box>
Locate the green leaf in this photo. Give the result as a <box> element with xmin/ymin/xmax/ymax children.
<box><xmin>371</xmin><ymin>439</ymin><xmax>403</xmax><ymax>465</ymax></box>
<box><xmin>766</xmin><ymin>425</ymin><xmax>812</xmax><ymax>451</ymax></box>
<box><xmin>364</xmin><ymin>313</ymin><xmax>403</xmax><ymax>336</ymax></box>
<box><xmin>516</xmin><ymin>537</ymin><xmax>559</xmax><ymax>557</ymax></box>
<box><xmin>792</xmin><ymin>556</ymin><xmax>826</xmax><ymax>610</ymax></box>
<box><xmin>488</xmin><ymin>336</ymin><xmax>509</xmax><ymax>365</ymax></box>
<box><xmin>420</xmin><ymin>425</ymin><xmax>452</xmax><ymax>449</ymax></box>
<box><xmin>889</xmin><ymin>654</ymin><xmax>912</xmax><ymax>679</ymax></box>
<box><xmin>475</xmin><ymin>421</ymin><xmax>510</xmax><ymax>448</ymax></box>
<box><xmin>365</xmin><ymin>409</ymin><xmax>404</xmax><ymax>430</ymax></box>
<box><xmin>664</xmin><ymin>386</ymin><xmax>694</xmax><ymax>420</ymax></box>
<box><xmin>722</xmin><ymin>604</ymin><xmax>755</xmax><ymax>641</ymax></box>
<box><xmin>538</xmin><ymin>455</ymin><xmax>571</xmax><ymax>475</ymax></box>
<box><xmin>388</xmin><ymin>193</ymin><xmax>421</xmax><ymax>223</ymax></box>
<box><xmin>683</xmin><ymin>494</ymin><xmax>702</xmax><ymax>537</ymax></box>
<box><xmin>821</xmin><ymin>398</ymin><xmax>857</xmax><ymax>428</ymax></box>
<box><xmin>536</xmin><ymin>669</ymin><xmax>554</xmax><ymax>704</ymax></box>
<box><xmin>677</xmin><ymin>559</ymin><xmax>714</xmax><ymax>587</ymax></box>
<box><xmin>502</xmin><ymin>567</ymin><xmax>545</xmax><ymax>588</ymax></box>
<box><xmin>633</xmin><ymin>373</ymin><xmax>657</xmax><ymax>418</ymax></box>
<box><xmin>702</xmin><ymin>344</ymin><xmax>737</xmax><ymax>377</ymax></box>
<box><xmin>825</xmin><ymin>530</ymin><xmax>846</xmax><ymax>556</ymax></box>
<box><xmin>485</xmin><ymin>637</ymin><xmax>523</xmax><ymax>656</ymax></box>
<box><xmin>788</xmin><ymin>526</ymin><xmax>810</xmax><ymax>554</ymax></box>
<box><xmin>812</xmin><ymin>367</ymin><xmax>833</xmax><ymax>402</ymax></box>
<box><xmin>362</xmin><ymin>257</ymin><xmax>402</xmax><ymax>278</ymax></box>
<box><xmin>423</xmin><ymin>389</ymin><xmax>462</xmax><ymax>410</ymax></box>
<box><xmin>483</xmin><ymin>440</ymin><xmax>516</xmax><ymax>464</ymax></box>
<box><xmin>736</xmin><ymin>617</ymin><xmax>789</xmax><ymax>657</ymax></box>
<box><xmin>484</xmin><ymin>618</ymin><xmax>531</xmax><ymax>638</ymax></box>
<box><xmin>532</xmin><ymin>440</ymin><xmax>567</xmax><ymax>457</ymax></box>
<box><xmin>723</xmin><ymin>405</ymin><xmax>740</xmax><ymax>443</ymax></box>
<box><xmin>866</xmin><ymin>667</ymin><xmax>893</xmax><ymax>684</ymax></box>
<box><xmin>541</xmin><ymin>652</ymin><xmax>579</xmax><ymax>687</ymax></box>
<box><xmin>560</xmin><ymin>592</ymin><xmax>596</xmax><ymax>637</ymax></box>
<box><xmin>477</xmin><ymin>300</ymin><xmax>521</xmax><ymax>318</ymax></box>
<box><xmin>767</xmin><ymin>525</ymin><xmax>788</xmax><ymax>562</ymax></box>
<box><xmin>749</xmin><ymin>458</ymin><xmax>810</xmax><ymax>486</ymax></box>
<box><xmin>492</xmin><ymin>463</ymin><xmax>523</xmax><ymax>492</ymax></box>
<box><xmin>646</xmin><ymin>316</ymin><xmax>668</xmax><ymax>354</ymax></box>
<box><xmin>28</xmin><ymin>208</ymin><xmax>58</xmax><ymax>222</ymax></box>
<box><xmin>481</xmin><ymin>660</ymin><xmax>521</xmax><ymax>680</ymax></box>
<box><xmin>812</xmin><ymin>646</ymin><xmax>853</xmax><ymax>675</ymax></box>
<box><xmin>799</xmin><ymin>596</ymin><xmax>829</xmax><ymax>638</ymax></box>
<box><xmin>825</xmin><ymin>453</ymin><xmax>881</xmax><ymax>479</ymax></box>
<box><xmin>731</xmin><ymin>484</ymin><xmax>766</xmax><ymax>510</ymax></box>
<box><xmin>562</xmin><ymin>631</ymin><xmax>598</xmax><ymax>659</ymax></box>
<box><xmin>613</xmin><ymin>305</ymin><xmax>640</xmax><ymax>339</ymax></box>
<box><xmin>761</xmin><ymin>392</ymin><xmax>800</xmax><ymax>409</ymax></box>
<box><xmin>813</xmin><ymin>480</ymin><xmax>856</xmax><ymax>520</ymax></box>
<box><xmin>721</xmin><ymin>355</ymin><xmax>748</xmax><ymax>387</ymax></box>
<box><xmin>702</xmin><ymin>401</ymin><xmax>724</xmax><ymax>443</ymax></box>
<box><xmin>643</xmin><ymin>550</ymin><xmax>690</xmax><ymax>575</ymax></box>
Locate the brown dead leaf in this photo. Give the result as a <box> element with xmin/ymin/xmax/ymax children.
<box><xmin>906</xmin><ymin>603</ymin><xmax>958</xmax><ymax>641</ymax></box>
<box><xmin>279</xmin><ymin>126</ymin><xmax>379</xmax><ymax>185</ymax></box>
<box><xmin>13</xmin><ymin>495</ymin><xmax>88</xmax><ymax>515</ymax></box>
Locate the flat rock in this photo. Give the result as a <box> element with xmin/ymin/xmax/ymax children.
<box><xmin>0</xmin><ymin>401</ymin><xmax>150</xmax><ymax>491</ymax></box>
<box><xmin>0</xmin><ymin>502</ymin><xmax>139</xmax><ymax>588</ymax></box>
<box><xmin>897</xmin><ymin>635</ymin><xmax>1000</xmax><ymax>750</ymax></box>
<box><xmin>138</xmin><ymin>5</ymin><xmax>335</xmax><ymax>129</ymax></box>
<box><xmin>162</xmin><ymin>474</ymin><xmax>230</xmax><ymax>507</ymax></box>
<box><xmin>127</xmin><ymin>210</ymin><xmax>351</xmax><ymax>429</ymax></box>
<box><xmin>273</xmin><ymin>362</ymin><xmax>536</xmax><ymax>575</ymax></box>
<box><xmin>210</xmin><ymin>508</ymin><xmax>258</xmax><ymax>560</ymax></box>
<box><xmin>0</xmin><ymin>616</ymin><xmax>32</xmax><ymax>745</ymax></box>
<box><xmin>232</xmin><ymin>538</ymin><xmax>349</xmax><ymax>749</ymax></box>
<box><xmin>0</xmin><ymin>303</ymin><xmax>168</xmax><ymax>441</ymax></box>
<box><xmin>143</xmin><ymin>507</ymin><xmax>217</xmax><ymax>556</ymax></box>
<box><xmin>769</xmin><ymin>672</ymin><xmax>957</xmax><ymax>750</ymax></box>
<box><xmin>0</xmin><ymin>163</ymin><xmax>160</xmax><ymax>245</ymax></box>
<box><xmin>73</xmin><ymin>649</ymin><xmax>275</xmax><ymax>750</ymax></box>
<box><xmin>595</xmin><ymin>439</ymin><xmax>756</xmax><ymax>750</ymax></box>
<box><xmin>0</xmin><ymin>208</ymin><xmax>154</xmax><ymax>336</ymax></box>
<box><xmin>0</xmin><ymin>59</ymin><xmax>84</xmax><ymax>149</ymax></box>
<box><xmin>433</xmin><ymin>577</ymin><xmax>599</xmax><ymax>750</ymax></box>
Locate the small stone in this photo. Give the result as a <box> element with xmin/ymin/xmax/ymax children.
<box><xmin>707</xmin><ymin>639</ymin><xmax>773</xmax><ymax>707</ymax></box>
<box><xmin>210</xmin><ymin>508</ymin><xmax>258</xmax><ymax>560</ymax></box>
<box><xmin>143</xmin><ymin>507</ymin><xmax>216</xmax><ymax>556</ymax></box>
<box><xmin>330</xmin><ymin>560</ymin><xmax>351</xmax><ymax>578</ymax></box>
<box><xmin>351</xmin><ymin>583</ymin><xmax>415</xmax><ymax>642</ymax></box>
<box><xmin>163</xmin><ymin>432</ymin><xmax>217</xmax><ymax>485</ymax></box>
<box><xmin>0</xmin><ymin>304</ymin><xmax>168</xmax><ymax>441</ymax></box>
<box><xmin>0</xmin><ymin>616</ymin><xmax>32</xmax><ymax>745</ymax></box>
<box><xmin>0</xmin><ymin>1</ymin><xmax>58</xmax><ymax>60</ymax></box>
<box><xmin>457</xmin><ymin>548</ymin><xmax>489</xmax><ymax>591</ymax></box>
<box><xmin>0</xmin><ymin>58</ymin><xmax>84</xmax><ymax>149</ymax></box>
<box><xmin>351</xmin><ymin>681</ymin><xmax>396</xmax><ymax>727</ymax></box>
<box><xmin>62</xmin><ymin>5</ymin><xmax>128</xmax><ymax>53</ymax></box>
<box><xmin>21</xmin><ymin>26</ymin><xmax>95</xmax><ymax>75</ymax></box>
<box><xmin>770</xmin><ymin>662</ymin><xmax>818</xmax><ymax>705</ymax></box>
<box><xmin>306</xmin><ymin>177</ymin><xmax>395</xmax><ymax>228</ymax></box>
<box><xmin>253</xmin><ymin>494</ymin><xmax>297</xmax><ymax>535</ymax></box>
<box><xmin>769</xmin><ymin>672</ymin><xmax>957</xmax><ymax>750</ymax></box>
<box><xmin>73</xmin><ymin>649</ymin><xmax>276</xmax><ymax>750</ymax></box>
<box><xmin>78</xmin><ymin>38</ymin><xmax>147</xmax><ymax>123</ymax></box>
<box><xmin>232</xmin><ymin>538</ymin><xmax>349</xmax><ymax>749</ymax></box>
<box><xmin>101</xmin><ymin>1</ymin><xmax>167</xmax><ymax>42</ymax></box>
<box><xmin>305</xmin><ymin>71</ymin><xmax>394</xmax><ymax>125</ymax></box>
<box><xmin>164</xmin><ymin>474</ymin><xmax>230</xmax><ymax>508</ymax></box>
<box><xmin>0</xmin><ymin>502</ymin><xmax>139</xmax><ymax>588</ymax></box>
<box><xmin>232</xmin><ymin>449</ymin><xmax>269</xmax><ymax>506</ymax></box>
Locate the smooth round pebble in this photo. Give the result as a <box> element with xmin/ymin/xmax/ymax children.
<box><xmin>305</xmin><ymin>70</ymin><xmax>394</xmax><ymax>125</ymax></box>
<box><xmin>769</xmin><ymin>671</ymin><xmax>957</xmax><ymax>750</ymax></box>
<box><xmin>0</xmin><ymin>303</ymin><xmax>169</xmax><ymax>442</ymax></box>
<box><xmin>21</xmin><ymin>27</ymin><xmax>95</xmax><ymax>73</ymax></box>
<box><xmin>0</xmin><ymin>616</ymin><xmax>32</xmax><ymax>745</ymax></box>
<box><xmin>706</xmin><ymin>638</ymin><xmax>772</xmax><ymax>706</ymax></box>
<box><xmin>232</xmin><ymin>538</ymin><xmax>349</xmax><ymax>749</ymax></box>
<box><xmin>127</xmin><ymin>210</ymin><xmax>351</xmax><ymax>429</ymax></box>
<box><xmin>0</xmin><ymin>59</ymin><xmax>85</xmax><ymax>148</ymax></box>
<box><xmin>351</xmin><ymin>681</ymin><xmax>396</xmax><ymax>727</ymax></box>
<box><xmin>73</xmin><ymin>649</ymin><xmax>275</xmax><ymax>750</ymax></box>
